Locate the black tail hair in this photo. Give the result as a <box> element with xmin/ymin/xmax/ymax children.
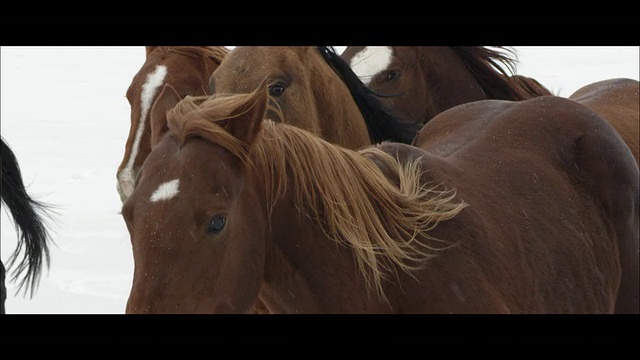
<box><xmin>1</xmin><ymin>137</ymin><xmax>52</xmax><ymax>299</ymax></box>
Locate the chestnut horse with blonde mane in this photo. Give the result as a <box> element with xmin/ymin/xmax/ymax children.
<box><xmin>138</xmin><ymin>46</ymin><xmax>417</xmax><ymax>313</ymax></box>
<box><xmin>116</xmin><ymin>46</ymin><xmax>229</xmax><ymax>202</ymax></box>
<box><xmin>340</xmin><ymin>46</ymin><xmax>553</xmax><ymax>127</ymax></box>
<box><xmin>123</xmin><ymin>82</ymin><xmax>638</xmax><ymax>313</ymax></box>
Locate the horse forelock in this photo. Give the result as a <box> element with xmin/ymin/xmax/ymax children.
<box><xmin>165</xmin><ymin>93</ymin><xmax>253</xmax><ymax>164</ymax></box>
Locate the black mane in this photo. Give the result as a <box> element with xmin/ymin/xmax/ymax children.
<box><xmin>316</xmin><ymin>46</ymin><xmax>419</xmax><ymax>144</ymax></box>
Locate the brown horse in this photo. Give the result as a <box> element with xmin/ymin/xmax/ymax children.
<box><xmin>340</xmin><ymin>46</ymin><xmax>553</xmax><ymax>127</ymax></box>
<box><xmin>137</xmin><ymin>46</ymin><xmax>417</xmax><ymax>314</ymax></box>
<box><xmin>204</xmin><ymin>46</ymin><xmax>418</xmax><ymax>151</ymax></box>
<box><xmin>123</xmin><ymin>82</ymin><xmax>638</xmax><ymax>314</ymax></box>
<box><xmin>568</xmin><ymin>78</ymin><xmax>639</xmax><ymax>164</ymax></box>
<box><xmin>116</xmin><ymin>46</ymin><xmax>229</xmax><ymax>202</ymax></box>
<box><xmin>340</xmin><ymin>47</ymin><xmax>640</xmax><ymax>167</ymax></box>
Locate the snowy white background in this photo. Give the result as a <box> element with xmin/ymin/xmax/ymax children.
<box><xmin>1</xmin><ymin>46</ymin><xmax>638</xmax><ymax>314</ymax></box>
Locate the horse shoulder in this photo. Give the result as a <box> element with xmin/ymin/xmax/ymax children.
<box><xmin>568</xmin><ymin>98</ymin><xmax>640</xmax><ymax>314</ymax></box>
<box><xmin>569</xmin><ymin>78</ymin><xmax>639</xmax><ymax>164</ymax></box>
<box><xmin>365</xmin><ymin>142</ymin><xmax>504</xmax><ymax>312</ymax></box>
<box><xmin>570</xmin><ymin>105</ymin><xmax>638</xmax><ymax>218</ymax></box>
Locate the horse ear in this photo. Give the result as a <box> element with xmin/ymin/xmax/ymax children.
<box><xmin>221</xmin><ymin>80</ymin><xmax>269</xmax><ymax>146</ymax></box>
<box><xmin>150</xmin><ymin>84</ymin><xmax>182</xmax><ymax>147</ymax></box>
<box><xmin>146</xmin><ymin>46</ymin><xmax>157</xmax><ymax>56</ymax></box>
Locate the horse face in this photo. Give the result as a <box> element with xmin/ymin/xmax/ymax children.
<box><xmin>341</xmin><ymin>46</ymin><xmax>428</xmax><ymax>126</ymax></box>
<box><xmin>117</xmin><ymin>48</ymin><xmax>221</xmax><ymax>203</ymax></box>
<box><xmin>209</xmin><ymin>47</ymin><xmax>318</xmax><ymax>126</ymax></box>
<box><xmin>208</xmin><ymin>46</ymin><xmax>372</xmax><ymax>149</ymax></box>
<box><xmin>122</xmin><ymin>135</ymin><xmax>267</xmax><ymax>314</ymax></box>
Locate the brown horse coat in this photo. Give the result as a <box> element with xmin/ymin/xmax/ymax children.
<box><xmin>569</xmin><ymin>78</ymin><xmax>639</xmax><ymax>165</ymax></box>
<box><xmin>341</xmin><ymin>46</ymin><xmax>553</xmax><ymax>127</ymax></box>
<box><xmin>124</xmin><ymin>83</ymin><xmax>638</xmax><ymax>314</ymax></box>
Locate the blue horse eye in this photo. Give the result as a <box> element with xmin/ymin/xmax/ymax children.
<box><xmin>208</xmin><ymin>216</ymin><xmax>226</xmax><ymax>234</ymax></box>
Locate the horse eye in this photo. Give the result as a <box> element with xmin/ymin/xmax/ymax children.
<box><xmin>207</xmin><ymin>216</ymin><xmax>226</xmax><ymax>235</ymax></box>
<box><xmin>385</xmin><ymin>70</ymin><xmax>400</xmax><ymax>82</ymax></box>
<box><xmin>268</xmin><ymin>82</ymin><xmax>287</xmax><ymax>97</ymax></box>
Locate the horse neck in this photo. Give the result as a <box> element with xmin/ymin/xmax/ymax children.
<box><xmin>419</xmin><ymin>47</ymin><xmax>489</xmax><ymax>121</ymax></box>
<box><xmin>247</xmin><ymin>132</ymin><xmax>390</xmax><ymax>313</ymax></box>
<box><xmin>259</xmin><ymin>188</ymin><xmax>389</xmax><ymax>313</ymax></box>
<box><xmin>310</xmin><ymin>61</ymin><xmax>372</xmax><ymax>149</ymax></box>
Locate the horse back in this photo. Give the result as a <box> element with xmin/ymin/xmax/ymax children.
<box><xmin>404</xmin><ymin>96</ymin><xmax>638</xmax><ymax>313</ymax></box>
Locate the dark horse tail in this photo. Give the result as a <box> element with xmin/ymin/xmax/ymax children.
<box><xmin>1</xmin><ymin>137</ymin><xmax>52</xmax><ymax>313</ymax></box>
<box><xmin>316</xmin><ymin>46</ymin><xmax>420</xmax><ymax>145</ymax></box>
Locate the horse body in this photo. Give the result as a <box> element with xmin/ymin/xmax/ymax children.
<box><xmin>340</xmin><ymin>46</ymin><xmax>553</xmax><ymax>127</ymax></box>
<box><xmin>116</xmin><ymin>46</ymin><xmax>228</xmax><ymax>202</ymax></box>
<box><xmin>1</xmin><ymin>138</ymin><xmax>52</xmax><ymax>314</ymax></box>
<box><xmin>123</xmin><ymin>84</ymin><xmax>638</xmax><ymax>314</ymax></box>
<box><xmin>568</xmin><ymin>78</ymin><xmax>639</xmax><ymax>164</ymax></box>
<box><xmin>411</xmin><ymin>96</ymin><xmax>638</xmax><ymax>313</ymax></box>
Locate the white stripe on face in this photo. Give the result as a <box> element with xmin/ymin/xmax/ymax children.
<box><xmin>118</xmin><ymin>65</ymin><xmax>168</xmax><ymax>201</ymax></box>
<box><xmin>150</xmin><ymin>179</ymin><xmax>180</xmax><ymax>202</ymax></box>
<box><xmin>348</xmin><ymin>46</ymin><xmax>394</xmax><ymax>86</ymax></box>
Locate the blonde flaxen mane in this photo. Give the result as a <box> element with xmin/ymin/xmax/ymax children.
<box><xmin>167</xmin><ymin>91</ymin><xmax>467</xmax><ymax>301</ymax></box>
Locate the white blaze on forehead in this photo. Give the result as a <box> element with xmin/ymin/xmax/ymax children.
<box><xmin>348</xmin><ymin>46</ymin><xmax>394</xmax><ymax>85</ymax></box>
<box><xmin>118</xmin><ymin>65</ymin><xmax>168</xmax><ymax>201</ymax></box>
<box><xmin>150</xmin><ymin>179</ymin><xmax>180</xmax><ymax>202</ymax></box>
